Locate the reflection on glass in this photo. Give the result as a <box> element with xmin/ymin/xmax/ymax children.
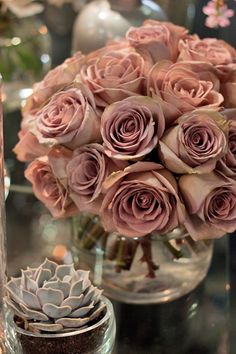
<box><xmin>0</xmin><ymin>77</ymin><xmax>7</xmax><ymax>353</ymax></box>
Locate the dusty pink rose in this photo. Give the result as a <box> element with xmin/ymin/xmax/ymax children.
<box><xmin>25</xmin><ymin>147</ymin><xmax>78</xmax><ymax>218</ymax></box>
<box><xmin>66</xmin><ymin>144</ymin><xmax>126</xmax><ymax>214</ymax></box>
<box><xmin>101</xmin><ymin>162</ymin><xmax>185</xmax><ymax>237</ymax></box>
<box><xmin>178</xmin><ymin>36</ymin><xmax>236</xmax><ymax>65</ymax></box>
<box><xmin>32</xmin><ymin>84</ymin><xmax>101</xmax><ymax>150</ymax></box>
<box><xmin>126</xmin><ymin>21</ymin><xmax>188</xmax><ymax>63</ymax></box>
<box><xmin>158</xmin><ymin>110</ymin><xmax>228</xmax><ymax>174</ymax></box>
<box><xmin>23</xmin><ymin>52</ymin><xmax>85</xmax><ymax>117</ymax></box>
<box><xmin>101</xmin><ymin>96</ymin><xmax>165</xmax><ymax>160</ymax></box>
<box><xmin>13</xmin><ymin>131</ymin><xmax>50</xmax><ymax>162</ymax></box>
<box><xmin>147</xmin><ymin>60</ymin><xmax>223</xmax><ymax>114</ymax></box>
<box><xmin>220</xmin><ymin>64</ymin><xmax>236</xmax><ymax>107</ymax></box>
<box><xmin>217</xmin><ymin>120</ymin><xmax>236</xmax><ymax>178</ymax></box>
<box><xmin>179</xmin><ymin>172</ymin><xmax>236</xmax><ymax>239</ymax></box>
<box><xmin>79</xmin><ymin>49</ymin><xmax>145</xmax><ymax>107</ymax></box>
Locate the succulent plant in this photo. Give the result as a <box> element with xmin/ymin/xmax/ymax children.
<box><xmin>5</xmin><ymin>259</ymin><xmax>106</xmax><ymax>333</ymax></box>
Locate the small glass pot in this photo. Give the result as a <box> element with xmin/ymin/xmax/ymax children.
<box><xmin>5</xmin><ymin>296</ymin><xmax>116</xmax><ymax>354</ymax></box>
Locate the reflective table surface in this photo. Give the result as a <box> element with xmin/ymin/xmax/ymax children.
<box><xmin>111</xmin><ymin>239</ymin><xmax>229</xmax><ymax>354</ymax></box>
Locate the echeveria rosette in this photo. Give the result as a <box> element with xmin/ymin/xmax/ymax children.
<box><xmin>127</xmin><ymin>20</ymin><xmax>188</xmax><ymax>63</ymax></box>
<box><xmin>5</xmin><ymin>259</ymin><xmax>105</xmax><ymax>333</ymax></box>
<box><xmin>101</xmin><ymin>162</ymin><xmax>186</xmax><ymax>237</ymax></box>
<box><xmin>31</xmin><ymin>84</ymin><xmax>101</xmax><ymax>150</ymax></box>
<box><xmin>101</xmin><ymin>96</ymin><xmax>165</xmax><ymax>160</ymax></box>
<box><xmin>79</xmin><ymin>49</ymin><xmax>145</xmax><ymax>107</ymax></box>
<box><xmin>179</xmin><ymin>172</ymin><xmax>236</xmax><ymax>240</ymax></box>
<box><xmin>67</xmin><ymin>143</ymin><xmax>127</xmax><ymax>214</ymax></box>
<box><xmin>158</xmin><ymin>110</ymin><xmax>228</xmax><ymax>174</ymax></box>
<box><xmin>25</xmin><ymin>147</ymin><xmax>78</xmax><ymax>218</ymax></box>
<box><xmin>217</xmin><ymin>120</ymin><xmax>236</xmax><ymax>178</ymax></box>
<box><xmin>147</xmin><ymin>60</ymin><xmax>224</xmax><ymax>114</ymax></box>
<box><xmin>178</xmin><ymin>35</ymin><xmax>236</xmax><ymax>65</ymax></box>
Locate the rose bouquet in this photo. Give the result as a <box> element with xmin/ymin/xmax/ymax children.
<box><xmin>13</xmin><ymin>20</ymin><xmax>236</xmax><ymax>292</ymax></box>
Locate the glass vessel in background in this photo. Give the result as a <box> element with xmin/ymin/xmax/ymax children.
<box><xmin>72</xmin><ymin>0</ymin><xmax>167</xmax><ymax>53</ymax></box>
<box><xmin>0</xmin><ymin>16</ymin><xmax>51</xmax><ymax>113</ymax></box>
<box><xmin>71</xmin><ymin>214</ymin><xmax>213</xmax><ymax>304</ymax></box>
<box><xmin>0</xmin><ymin>79</ymin><xmax>7</xmax><ymax>353</ymax></box>
<box><xmin>157</xmin><ymin>0</ymin><xmax>197</xmax><ymax>30</ymax></box>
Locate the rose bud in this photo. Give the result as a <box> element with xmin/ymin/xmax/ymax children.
<box><xmin>13</xmin><ymin>131</ymin><xmax>50</xmax><ymax>162</ymax></box>
<box><xmin>23</xmin><ymin>52</ymin><xmax>85</xmax><ymax>117</ymax></box>
<box><xmin>31</xmin><ymin>84</ymin><xmax>101</xmax><ymax>150</ymax></box>
<box><xmin>25</xmin><ymin>147</ymin><xmax>78</xmax><ymax>218</ymax></box>
<box><xmin>217</xmin><ymin>120</ymin><xmax>236</xmax><ymax>178</ymax></box>
<box><xmin>127</xmin><ymin>20</ymin><xmax>188</xmax><ymax>63</ymax></box>
<box><xmin>79</xmin><ymin>49</ymin><xmax>145</xmax><ymax>107</ymax></box>
<box><xmin>179</xmin><ymin>172</ymin><xmax>236</xmax><ymax>240</ymax></box>
<box><xmin>101</xmin><ymin>162</ymin><xmax>185</xmax><ymax>237</ymax></box>
<box><xmin>147</xmin><ymin>60</ymin><xmax>224</xmax><ymax>114</ymax></box>
<box><xmin>158</xmin><ymin>109</ymin><xmax>228</xmax><ymax>174</ymax></box>
<box><xmin>101</xmin><ymin>96</ymin><xmax>165</xmax><ymax>160</ymax></box>
<box><xmin>178</xmin><ymin>35</ymin><xmax>236</xmax><ymax>65</ymax></box>
<box><xmin>66</xmin><ymin>144</ymin><xmax>127</xmax><ymax>214</ymax></box>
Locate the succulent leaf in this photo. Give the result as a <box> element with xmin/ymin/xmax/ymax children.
<box><xmin>35</xmin><ymin>268</ymin><xmax>52</xmax><ymax>287</ymax></box>
<box><xmin>55</xmin><ymin>265</ymin><xmax>74</xmax><ymax>279</ymax></box>
<box><xmin>22</xmin><ymin>289</ymin><xmax>41</xmax><ymax>310</ymax></box>
<box><xmin>29</xmin><ymin>322</ymin><xmax>63</xmax><ymax>332</ymax></box>
<box><xmin>20</xmin><ymin>303</ymin><xmax>49</xmax><ymax>321</ymax></box>
<box><xmin>43</xmin><ymin>280</ymin><xmax>70</xmax><ymax>298</ymax></box>
<box><xmin>55</xmin><ymin>317</ymin><xmax>90</xmax><ymax>328</ymax></box>
<box><xmin>40</xmin><ymin>259</ymin><xmax>58</xmax><ymax>274</ymax></box>
<box><xmin>37</xmin><ymin>288</ymin><xmax>64</xmax><ymax>307</ymax></box>
<box><xmin>42</xmin><ymin>304</ymin><xmax>72</xmax><ymax>319</ymax></box>
<box><xmin>61</xmin><ymin>295</ymin><xmax>84</xmax><ymax>309</ymax></box>
<box><xmin>21</xmin><ymin>272</ymin><xmax>38</xmax><ymax>293</ymax></box>
<box><xmin>69</xmin><ymin>304</ymin><xmax>94</xmax><ymax>318</ymax></box>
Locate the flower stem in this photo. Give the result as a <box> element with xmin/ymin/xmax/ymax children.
<box><xmin>140</xmin><ymin>237</ymin><xmax>159</xmax><ymax>278</ymax></box>
<box><xmin>163</xmin><ymin>239</ymin><xmax>184</xmax><ymax>259</ymax></box>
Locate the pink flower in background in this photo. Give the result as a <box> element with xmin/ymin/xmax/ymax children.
<box><xmin>203</xmin><ymin>0</ymin><xmax>234</xmax><ymax>28</ymax></box>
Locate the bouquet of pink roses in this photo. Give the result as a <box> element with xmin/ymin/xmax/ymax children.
<box><xmin>14</xmin><ymin>20</ymin><xmax>236</xmax><ymax>249</ymax></box>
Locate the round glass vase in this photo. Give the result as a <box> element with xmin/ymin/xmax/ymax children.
<box><xmin>5</xmin><ymin>296</ymin><xmax>115</xmax><ymax>354</ymax></box>
<box><xmin>0</xmin><ymin>15</ymin><xmax>51</xmax><ymax>112</ymax></box>
<box><xmin>72</xmin><ymin>215</ymin><xmax>213</xmax><ymax>304</ymax></box>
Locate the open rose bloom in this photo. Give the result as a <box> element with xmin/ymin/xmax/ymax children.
<box><xmin>15</xmin><ymin>20</ymin><xmax>236</xmax><ymax>244</ymax></box>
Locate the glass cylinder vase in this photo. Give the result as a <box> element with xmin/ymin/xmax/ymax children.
<box><xmin>72</xmin><ymin>214</ymin><xmax>213</xmax><ymax>304</ymax></box>
<box><xmin>0</xmin><ymin>79</ymin><xmax>7</xmax><ymax>352</ymax></box>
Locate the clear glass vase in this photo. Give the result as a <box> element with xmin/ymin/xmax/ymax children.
<box><xmin>72</xmin><ymin>214</ymin><xmax>213</xmax><ymax>304</ymax></box>
<box><xmin>0</xmin><ymin>79</ymin><xmax>7</xmax><ymax>352</ymax></box>
<box><xmin>0</xmin><ymin>15</ymin><xmax>51</xmax><ymax>112</ymax></box>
